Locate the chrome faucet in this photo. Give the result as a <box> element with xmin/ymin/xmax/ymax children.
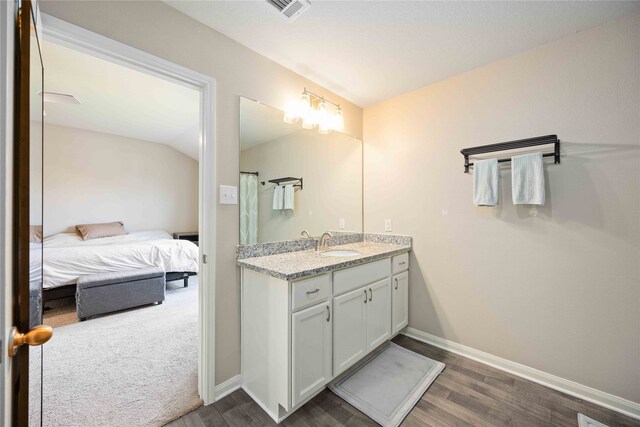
<box><xmin>316</xmin><ymin>232</ymin><xmax>332</xmax><ymax>251</ymax></box>
<box><xmin>300</xmin><ymin>230</ymin><xmax>311</xmax><ymax>239</ymax></box>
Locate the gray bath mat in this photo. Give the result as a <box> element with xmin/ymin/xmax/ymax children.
<box><xmin>329</xmin><ymin>342</ymin><xmax>445</xmax><ymax>426</ymax></box>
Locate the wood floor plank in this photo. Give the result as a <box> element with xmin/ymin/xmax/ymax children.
<box><xmin>297</xmin><ymin>395</ymin><xmax>345</xmax><ymax>426</ymax></box>
<box><xmin>550</xmin><ymin>410</ymin><xmax>579</xmax><ymax>427</ymax></box>
<box><xmin>422</xmin><ymin>391</ymin><xmax>497</xmax><ymax>426</ymax></box>
<box><xmin>313</xmin><ymin>389</ymin><xmax>358</xmax><ymax>424</ymax></box>
<box><xmin>441</xmin><ymin>367</ymin><xmax>552</xmax><ymax>423</ymax></box>
<box><xmin>196</xmin><ymin>403</ymin><xmax>229</xmax><ymax>427</ymax></box>
<box><xmin>281</xmin><ymin>408</ymin><xmax>314</xmax><ymax>427</ymax></box>
<box><xmin>240</xmin><ymin>400</ymin><xmax>279</xmax><ymax>426</ymax></box>
<box><xmin>401</xmin><ymin>404</ymin><xmax>450</xmax><ymax>427</ymax></box>
<box><xmin>415</xmin><ymin>399</ymin><xmax>473</xmax><ymax>426</ymax></box>
<box><xmin>220</xmin><ymin>405</ymin><xmax>258</xmax><ymax>427</ymax></box>
<box><xmin>512</xmin><ymin>378</ymin><xmax>639</xmax><ymax>426</ymax></box>
<box><xmin>165</xmin><ymin>418</ymin><xmax>187</xmax><ymax>427</ymax></box>
<box><xmin>343</xmin><ymin>413</ymin><xmax>379</xmax><ymax>427</ymax></box>
<box><xmin>181</xmin><ymin>411</ymin><xmax>207</xmax><ymax>427</ymax></box>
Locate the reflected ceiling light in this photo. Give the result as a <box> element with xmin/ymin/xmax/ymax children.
<box><xmin>317</xmin><ymin>101</ymin><xmax>330</xmax><ymax>135</ymax></box>
<box><xmin>283</xmin><ymin>88</ymin><xmax>344</xmax><ymax>134</ymax></box>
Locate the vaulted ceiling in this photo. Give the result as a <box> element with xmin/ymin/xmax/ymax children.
<box><xmin>42</xmin><ymin>40</ymin><xmax>200</xmax><ymax>159</ymax></box>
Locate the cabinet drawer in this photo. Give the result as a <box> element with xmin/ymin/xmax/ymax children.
<box><xmin>292</xmin><ymin>274</ymin><xmax>331</xmax><ymax>312</ymax></box>
<box><xmin>392</xmin><ymin>253</ymin><xmax>409</xmax><ymax>274</ymax></box>
<box><xmin>333</xmin><ymin>259</ymin><xmax>391</xmax><ymax>296</ymax></box>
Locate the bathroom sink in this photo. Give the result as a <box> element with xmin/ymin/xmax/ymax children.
<box><xmin>321</xmin><ymin>250</ymin><xmax>361</xmax><ymax>257</ymax></box>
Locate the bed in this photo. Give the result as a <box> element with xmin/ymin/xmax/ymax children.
<box><xmin>42</xmin><ymin>229</ymin><xmax>199</xmax><ymax>301</ymax></box>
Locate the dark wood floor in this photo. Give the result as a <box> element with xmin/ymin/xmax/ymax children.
<box><xmin>167</xmin><ymin>335</ymin><xmax>639</xmax><ymax>427</ymax></box>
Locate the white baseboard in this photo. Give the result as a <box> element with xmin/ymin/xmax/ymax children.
<box><xmin>402</xmin><ymin>327</ymin><xmax>640</xmax><ymax>421</ymax></box>
<box><xmin>215</xmin><ymin>375</ymin><xmax>242</xmax><ymax>401</ymax></box>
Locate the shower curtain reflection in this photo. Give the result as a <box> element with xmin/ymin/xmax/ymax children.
<box><xmin>240</xmin><ymin>173</ymin><xmax>258</xmax><ymax>244</ymax></box>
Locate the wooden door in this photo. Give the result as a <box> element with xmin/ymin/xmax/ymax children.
<box><xmin>392</xmin><ymin>272</ymin><xmax>409</xmax><ymax>335</ymax></box>
<box><xmin>333</xmin><ymin>286</ymin><xmax>367</xmax><ymax>376</ymax></box>
<box><xmin>365</xmin><ymin>278</ymin><xmax>391</xmax><ymax>353</ymax></box>
<box><xmin>11</xmin><ymin>1</ymin><xmax>50</xmax><ymax>425</ymax></box>
<box><xmin>291</xmin><ymin>302</ymin><xmax>332</xmax><ymax>406</ymax></box>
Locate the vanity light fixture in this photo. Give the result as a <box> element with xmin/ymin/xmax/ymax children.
<box><xmin>283</xmin><ymin>88</ymin><xmax>345</xmax><ymax>133</ymax></box>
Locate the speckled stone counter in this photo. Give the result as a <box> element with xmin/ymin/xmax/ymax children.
<box><xmin>237</xmin><ymin>241</ymin><xmax>411</xmax><ymax>281</ymax></box>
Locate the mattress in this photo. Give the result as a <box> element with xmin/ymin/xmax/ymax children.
<box><xmin>42</xmin><ymin>230</ymin><xmax>199</xmax><ymax>290</ymax></box>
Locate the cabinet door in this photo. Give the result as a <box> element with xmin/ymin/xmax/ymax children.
<box><xmin>366</xmin><ymin>278</ymin><xmax>392</xmax><ymax>353</ymax></box>
<box><xmin>292</xmin><ymin>302</ymin><xmax>332</xmax><ymax>406</ymax></box>
<box><xmin>392</xmin><ymin>271</ymin><xmax>409</xmax><ymax>335</ymax></box>
<box><xmin>333</xmin><ymin>286</ymin><xmax>367</xmax><ymax>376</ymax></box>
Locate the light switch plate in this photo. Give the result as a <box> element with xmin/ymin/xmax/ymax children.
<box><xmin>219</xmin><ymin>185</ymin><xmax>238</xmax><ymax>205</ymax></box>
<box><xmin>339</xmin><ymin>218</ymin><xmax>345</xmax><ymax>229</ymax></box>
<box><xmin>384</xmin><ymin>219</ymin><xmax>393</xmax><ymax>232</ymax></box>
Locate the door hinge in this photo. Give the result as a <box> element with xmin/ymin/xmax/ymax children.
<box><xmin>202</xmin><ymin>254</ymin><xmax>208</xmax><ymax>264</ymax></box>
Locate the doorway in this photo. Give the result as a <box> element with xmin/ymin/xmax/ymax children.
<box><xmin>4</xmin><ymin>6</ymin><xmax>217</xmax><ymax>425</ymax></box>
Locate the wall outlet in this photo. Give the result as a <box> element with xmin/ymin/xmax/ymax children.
<box><xmin>219</xmin><ymin>185</ymin><xmax>238</xmax><ymax>205</ymax></box>
<box><xmin>339</xmin><ymin>218</ymin><xmax>346</xmax><ymax>229</ymax></box>
<box><xmin>384</xmin><ymin>219</ymin><xmax>393</xmax><ymax>232</ymax></box>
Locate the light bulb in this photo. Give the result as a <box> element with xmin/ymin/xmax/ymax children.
<box><xmin>302</xmin><ymin>107</ymin><xmax>316</xmax><ymax>129</ymax></box>
<box><xmin>283</xmin><ymin>111</ymin><xmax>298</xmax><ymax>124</ymax></box>
<box><xmin>317</xmin><ymin>101</ymin><xmax>330</xmax><ymax>134</ymax></box>
<box><xmin>283</xmin><ymin>100</ymin><xmax>299</xmax><ymax>124</ymax></box>
<box><xmin>332</xmin><ymin>108</ymin><xmax>344</xmax><ymax>132</ymax></box>
<box><xmin>298</xmin><ymin>93</ymin><xmax>311</xmax><ymax>116</ymax></box>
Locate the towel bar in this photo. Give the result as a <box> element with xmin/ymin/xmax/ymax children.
<box><xmin>461</xmin><ymin>135</ymin><xmax>559</xmax><ymax>173</ymax></box>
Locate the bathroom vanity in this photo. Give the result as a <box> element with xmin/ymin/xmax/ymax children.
<box><xmin>238</xmin><ymin>239</ymin><xmax>411</xmax><ymax>422</ymax></box>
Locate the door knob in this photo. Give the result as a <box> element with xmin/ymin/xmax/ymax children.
<box><xmin>8</xmin><ymin>325</ymin><xmax>53</xmax><ymax>358</ymax></box>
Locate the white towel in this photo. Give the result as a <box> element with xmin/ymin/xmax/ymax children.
<box><xmin>473</xmin><ymin>158</ymin><xmax>499</xmax><ymax>206</ymax></box>
<box><xmin>284</xmin><ymin>184</ymin><xmax>295</xmax><ymax>210</ymax></box>
<box><xmin>512</xmin><ymin>152</ymin><xmax>545</xmax><ymax>205</ymax></box>
<box><xmin>272</xmin><ymin>185</ymin><xmax>284</xmax><ymax>210</ymax></box>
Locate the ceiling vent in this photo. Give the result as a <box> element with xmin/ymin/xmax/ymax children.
<box><xmin>266</xmin><ymin>0</ymin><xmax>311</xmax><ymax>22</ymax></box>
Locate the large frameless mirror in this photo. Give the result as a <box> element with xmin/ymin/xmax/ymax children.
<box><xmin>239</xmin><ymin>97</ymin><xmax>363</xmax><ymax>244</ymax></box>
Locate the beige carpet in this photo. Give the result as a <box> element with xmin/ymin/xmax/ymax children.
<box><xmin>31</xmin><ymin>278</ymin><xmax>201</xmax><ymax>427</ymax></box>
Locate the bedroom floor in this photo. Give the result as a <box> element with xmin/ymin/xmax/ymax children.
<box><xmin>34</xmin><ymin>276</ymin><xmax>201</xmax><ymax>426</ymax></box>
<box><xmin>43</xmin><ymin>296</ymin><xmax>81</xmax><ymax>327</ymax></box>
<box><xmin>43</xmin><ymin>278</ymin><xmax>191</xmax><ymax>327</ymax></box>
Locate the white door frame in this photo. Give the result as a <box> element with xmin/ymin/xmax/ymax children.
<box><xmin>39</xmin><ymin>14</ymin><xmax>217</xmax><ymax>404</ymax></box>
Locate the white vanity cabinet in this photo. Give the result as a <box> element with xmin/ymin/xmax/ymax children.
<box><xmin>292</xmin><ymin>301</ymin><xmax>332</xmax><ymax>406</ymax></box>
<box><xmin>392</xmin><ymin>253</ymin><xmax>409</xmax><ymax>335</ymax></box>
<box><xmin>240</xmin><ymin>251</ymin><xmax>409</xmax><ymax>423</ymax></box>
<box><xmin>333</xmin><ymin>286</ymin><xmax>368</xmax><ymax>376</ymax></box>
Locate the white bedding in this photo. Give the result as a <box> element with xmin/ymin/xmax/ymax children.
<box><xmin>42</xmin><ymin>230</ymin><xmax>199</xmax><ymax>289</ymax></box>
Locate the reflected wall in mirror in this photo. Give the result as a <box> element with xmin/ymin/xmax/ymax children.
<box><xmin>239</xmin><ymin>97</ymin><xmax>362</xmax><ymax>244</ymax></box>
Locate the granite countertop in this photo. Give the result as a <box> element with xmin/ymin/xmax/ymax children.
<box><xmin>237</xmin><ymin>241</ymin><xmax>411</xmax><ymax>281</ymax></box>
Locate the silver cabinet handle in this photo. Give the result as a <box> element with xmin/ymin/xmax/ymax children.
<box><xmin>399</xmin><ymin>261</ymin><xmax>406</xmax><ymax>265</ymax></box>
<box><xmin>363</xmin><ymin>289</ymin><xmax>367</xmax><ymax>304</ymax></box>
<box><xmin>368</xmin><ymin>288</ymin><xmax>372</xmax><ymax>302</ymax></box>
<box><xmin>306</xmin><ymin>288</ymin><xmax>320</xmax><ymax>295</ymax></box>
<box><xmin>326</xmin><ymin>305</ymin><xmax>331</xmax><ymax>322</ymax></box>
<box><xmin>394</xmin><ymin>277</ymin><xmax>399</xmax><ymax>290</ymax></box>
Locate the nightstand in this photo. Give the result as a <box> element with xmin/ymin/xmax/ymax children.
<box><xmin>173</xmin><ymin>231</ymin><xmax>199</xmax><ymax>246</ymax></box>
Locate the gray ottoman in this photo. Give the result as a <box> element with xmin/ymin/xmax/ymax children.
<box><xmin>76</xmin><ymin>268</ymin><xmax>166</xmax><ymax>321</ymax></box>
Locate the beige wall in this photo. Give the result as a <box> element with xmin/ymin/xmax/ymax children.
<box><xmin>39</xmin><ymin>0</ymin><xmax>364</xmax><ymax>384</ymax></box>
<box><xmin>44</xmin><ymin>124</ymin><xmax>198</xmax><ymax>236</ymax></box>
<box><xmin>364</xmin><ymin>12</ymin><xmax>640</xmax><ymax>403</ymax></box>
<box><xmin>240</xmin><ymin>131</ymin><xmax>363</xmax><ymax>242</ymax></box>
